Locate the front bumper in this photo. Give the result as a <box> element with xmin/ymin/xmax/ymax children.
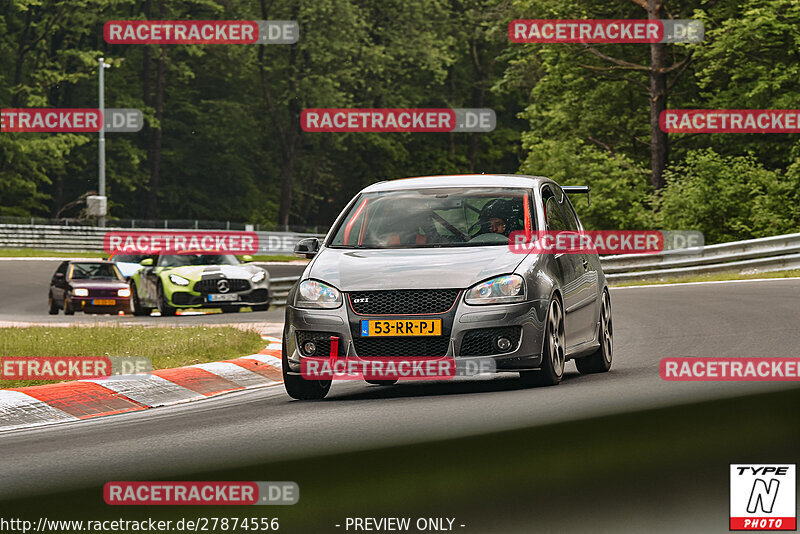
<box><xmin>167</xmin><ymin>288</ymin><xmax>271</xmax><ymax>308</ymax></box>
<box><xmin>69</xmin><ymin>297</ymin><xmax>130</xmax><ymax>314</ymax></box>
<box><xmin>284</xmin><ymin>296</ymin><xmax>549</xmax><ymax>375</ymax></box>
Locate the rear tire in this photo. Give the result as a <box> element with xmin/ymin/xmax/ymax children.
<box><xmin>251</xmin><ymin>304</ymin><xmax>270</xmax><ymax>312</ymax></box>
<box><xmin>520</xmin><ymin>296</ymin><xmax>565</xmax><ymax>387</ymax></box>
<box><xmin>575</xmin><ymin>290</ymin><xmax>613</xmax><ymax>375</ymax></box>
<box><xmin>157</xmin><ymin>283</ymin><xmax>176</xmax><ymax>317</ymax></box>
<box><xmin>220</xmin><ymin>305</ymin><xmax>238</xmax><ymax>314</ymax></box>
<box><xmin>282</xmin><ymin>329</ymin><xmax>331</xmax><ymax>400</ymax></box>
<box><xmin>48</xmin><ymin>294</ymin><xmax>59</xmax><ymax>315</ymax></box>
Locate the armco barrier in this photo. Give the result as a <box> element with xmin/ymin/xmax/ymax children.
<box><xmin>267</xmin><ymin>233</ymin><xmax>800</xmax><ymax>302</ymax></box>
<box><xmin>603</xmin><ymin>232</ymin><xmax>800</xmax><ymax>283</ymax></box>
<box><xmin>3</xmin><ymin>225</ymin><xmax>799</xmax><ymax>289</ymax></box>
<box><xmin>269</xmin><ymin>277</ymin><xmax>299</xmax><ymax>307</ymax></box>
<box><xmin>0</xmin><ymin>224</ymin><xmax>324</xmax><ymax>256</ymax></box>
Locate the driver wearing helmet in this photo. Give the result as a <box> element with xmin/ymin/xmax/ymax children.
<box><xmin>478</xmin><ymin>198</ymin><xmax>520</xmax><ymax>238</ymax></box>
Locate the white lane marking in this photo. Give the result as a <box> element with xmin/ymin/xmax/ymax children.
<box><xmin>611</xmin><ymin>277</ymin><xmax>800</xmax><ymax>290</ymax></box>
<box><xmin>82</xmin><ymin>375</ymin><xmax>204</xmax><ymax>407</ymax></box>
<box><xmin>239</xmin><ymin>354</ymin><xmax>282</xmax><ymax>369</ymax></box>
<box><xmin>191</xmin><ymin>361</ymin><xmax>275</xmax><ymax>387</ymax></box>
<box><xmin>0</xmin><ymin>390</ymin><xmax>77</xmax><ymax>431</ymax></box>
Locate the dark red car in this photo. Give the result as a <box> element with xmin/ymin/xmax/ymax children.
<box><xmin>48</xmin><ymin>261</ymin><xmax>131</xmax><ymax>315</ymax></box>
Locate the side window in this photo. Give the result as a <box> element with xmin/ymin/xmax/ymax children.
<box><xmin>561</xmin><ymin>195</ymin><xmax>581</xmax><ymax>232</ymax></box>
<box><xmin>542</xmin><ymin>186</ymin><xmax>568</xmax><ymax>231</ymax></box>
<box><xmin>57</xmin><ymin>262</ymin><xmax>68</xmax><ymax>275</ymax></box>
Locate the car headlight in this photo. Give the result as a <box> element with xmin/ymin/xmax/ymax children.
<box><xmin>73</xmin><ymin>288</ymin><xmax>89</xmax><ymax>297</ymax></box>
<box><xmin>296</xmin><ymin>280</ymin><xmax>342</xmax><ymax>309</ymax></box>
<box><xmin>117</xmin><ymin>288</ymin><xmax>131</xmax><ymax>297</ymax></box>
<box><xmin>251</xmin><ymin>270</ymin><xmax>266</xmax><ymax>284</ymax></box>
<box><xmin>464</xmin><ymin>275</ymin><xmax>526</xmax><ymax>305</ymax></box>
<box><xmin>168</xmin><ymin>274</ymin><xmax>190</xmax><ymax>286</ymax></box>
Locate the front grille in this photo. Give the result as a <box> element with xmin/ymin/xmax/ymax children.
<box><xmin>171</xmin><ymin>292</ymin><xmax>194</xmax><ymax>306</ymax></box>
<box><xmin>460</xmin><ymin>326</ymin><xmax>522</xmax><ymax>356</ymax></box>
<box><xmin>193</xmin><ymin>278</ymin><xmax>250</xmax><ymax>294</ymax></box>
<box><xmin>88</xmin><ymin>289</ymin><xmax>119</xmax><ymax>297</ymax></box>
<box><xmin>248</xmin><ymin>289</ymin><xmax>270</xmax><ymax>303</ymax></box>
<box><xmin>348</xmin><ymin>289</ymin><xmax>460</xmax><ymax>315</ymax></box>
<box><xmin>353</xmin><ymin>337</ymin><xmax>449</xmax><ymax>357</ymax></box>
<box><xmin>296</xmin><ymin>331</ymin><xmax>346</xmax><ymax>357</ymax></box>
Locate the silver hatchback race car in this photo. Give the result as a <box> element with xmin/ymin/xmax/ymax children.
<box><xmin>282</xmin><ymin>175</ymin><xmax>613</xmax><ymax>399</ymax></box>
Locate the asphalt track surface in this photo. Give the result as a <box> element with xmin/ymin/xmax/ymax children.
<box><xmin>0</xmin><ymin>258</ymin><xmax>305</xmax><ymax>325</ymax></box>
<box><xmin>1</xmin><ymin>265</ymin><xmax>800</xmax><ymax>532</ymax></box>
<box><xmin>1</xmin><ymin>275</ymin><xmax>799</xmax><ymax>500</ymax></box>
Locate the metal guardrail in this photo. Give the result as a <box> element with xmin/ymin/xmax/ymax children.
<box><xmin>0</xmin><ymin>224</ymin><xmax>325</xmax><ymax>256</ymax></box>
<box><xmin>603</xmin><ymin>232</ymin><xmax>800</xmax><ymax>283</ymax></box>
<box><xmin>266</xmin><ymin>233</ymin><xmax>800</xmax><ymax>306</ymax></box>
<box><xmin>269</xmin><ymin>276</ymin><xmax>299</xmax><ymax>307</ymax></box>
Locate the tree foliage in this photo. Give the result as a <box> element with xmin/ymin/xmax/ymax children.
<box><xmin>0</xmin><ymin>0</ymin><xmax>799</xmax><ymax>243</ymax></box>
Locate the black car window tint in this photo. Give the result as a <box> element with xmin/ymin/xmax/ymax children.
<box><xmin>561</xmin><ymin>195</ymin><xmax>582</xmax><ymax>232</ymax></box>
<box><xmin>71</xmin><ymin>263</ymin><xmax>117</xmax><ymax>279</ymax></box>
<box><xmin>542</xmin><ymin>187</ymin><xmax>568</xmax><ymax>232</ymax></box>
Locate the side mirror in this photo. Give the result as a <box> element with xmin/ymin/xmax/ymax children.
<box><xmin>294</xmin><ymin>238</ymin><xmax>320</xmax><ymax>259</ymax></box>
<box><xmin>140</xmin><ymin>258</ymin><xmax>154</xmax><ymax>266</ymax></box>
<box><xmin>241</xmin><ymin>255</ymin><xmax>253</xmax><ymax>263</ymax></box>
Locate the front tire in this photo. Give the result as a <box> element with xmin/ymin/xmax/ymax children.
<box><xmin>520</xmin><ymin>296</ymin><xmax>565</xmax><ymax>387</ymax></box>
<box><xmin>64</xmin><ymin>298</ymin><xmax>75</xmax><ymax>315</ymax></box>
<box><xmin>48</xmin><ymin>294</ymin><xmax>59</xmax><ymax>315</ymax></box>
<box><xmin>157</xmin><ymin>283</ymin><xmax>177</xmax><ymax>317</ymax></box>
<box><xmin>282</xmin><ymin>330</ymin><xmax>331</xmax><ymax>400</ymax></box>
<box><xmin>131</xmin><ymin>283</ymin><xmax>153</xmax><ymax>316</ymax></box>
<box><xmin>575</xmin><ymin>290</ymin><xmax>613</xmax><ymax>374</ymax></box>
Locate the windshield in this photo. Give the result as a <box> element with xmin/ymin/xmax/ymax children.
<box><xmin>157</xmin><ymin>254</ymin><xmax>241</xmax><ymax>267</ymax></box>
<box><xmin>69</xmin><ymin>263</ymin><xmax>123</xmax><ymax>280</ymax></box>
<box><xmin>329</xmin><ymin>187</ymin><xmax>533</xmax><ymax>249</ymax></box>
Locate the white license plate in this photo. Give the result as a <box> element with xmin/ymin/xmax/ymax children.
<box><xmin>207</xmin><ymin>293</ymin><xmax>239</xmax><ymax>302</ymax></box>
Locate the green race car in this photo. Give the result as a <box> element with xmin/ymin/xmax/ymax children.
<box><xmin>130</xmin><ymin>254</ymin><xmax>271</xmax><ymax>316</ymax></box>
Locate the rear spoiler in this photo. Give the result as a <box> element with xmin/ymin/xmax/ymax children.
<box><xmin>562</xmin><ymin>185</ymin><xmax>591</xmax><ymax>207</ymax></box>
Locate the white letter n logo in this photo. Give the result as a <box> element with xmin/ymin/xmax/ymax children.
<box><xmin>747</xmin><ymin>478</ymin><xmax>780</xmax><ymax>513</ymax></box>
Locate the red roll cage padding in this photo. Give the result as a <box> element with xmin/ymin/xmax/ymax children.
<box><xmin>523</xmin><ymin>192</ymin><xmax>532</xmax><ymax>235</ymax></box>
<box><xmin>343</xmin><ymin>199</ymin><xmax>368</xmax><ymax>245</ymax></box>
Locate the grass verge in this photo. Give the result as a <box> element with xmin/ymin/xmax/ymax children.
<box><xmin>0</xmin><ymin>325</ymin><xmax>266</xmax><ymax>388</ymax></box>
<box><xmin>611</xmin><ymin>268</ymin><xmax>800</xmax><ymax>287</ymax></box>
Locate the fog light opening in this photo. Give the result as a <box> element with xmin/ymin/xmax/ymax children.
<box><xmin>496</xmin><ymin>337</ymin><xmax>512</xmax><ymax>351</ymax></box>
<box><xmin>302</xmin><ymin>341</ymin><xmax>317</xmax><ymax>356</ymax></box>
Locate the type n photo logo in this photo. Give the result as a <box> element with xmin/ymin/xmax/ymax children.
<box><xmin>730</xmin><ymin>464</ymin><xmax>796</xmax><ymax>530</ymax></box>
